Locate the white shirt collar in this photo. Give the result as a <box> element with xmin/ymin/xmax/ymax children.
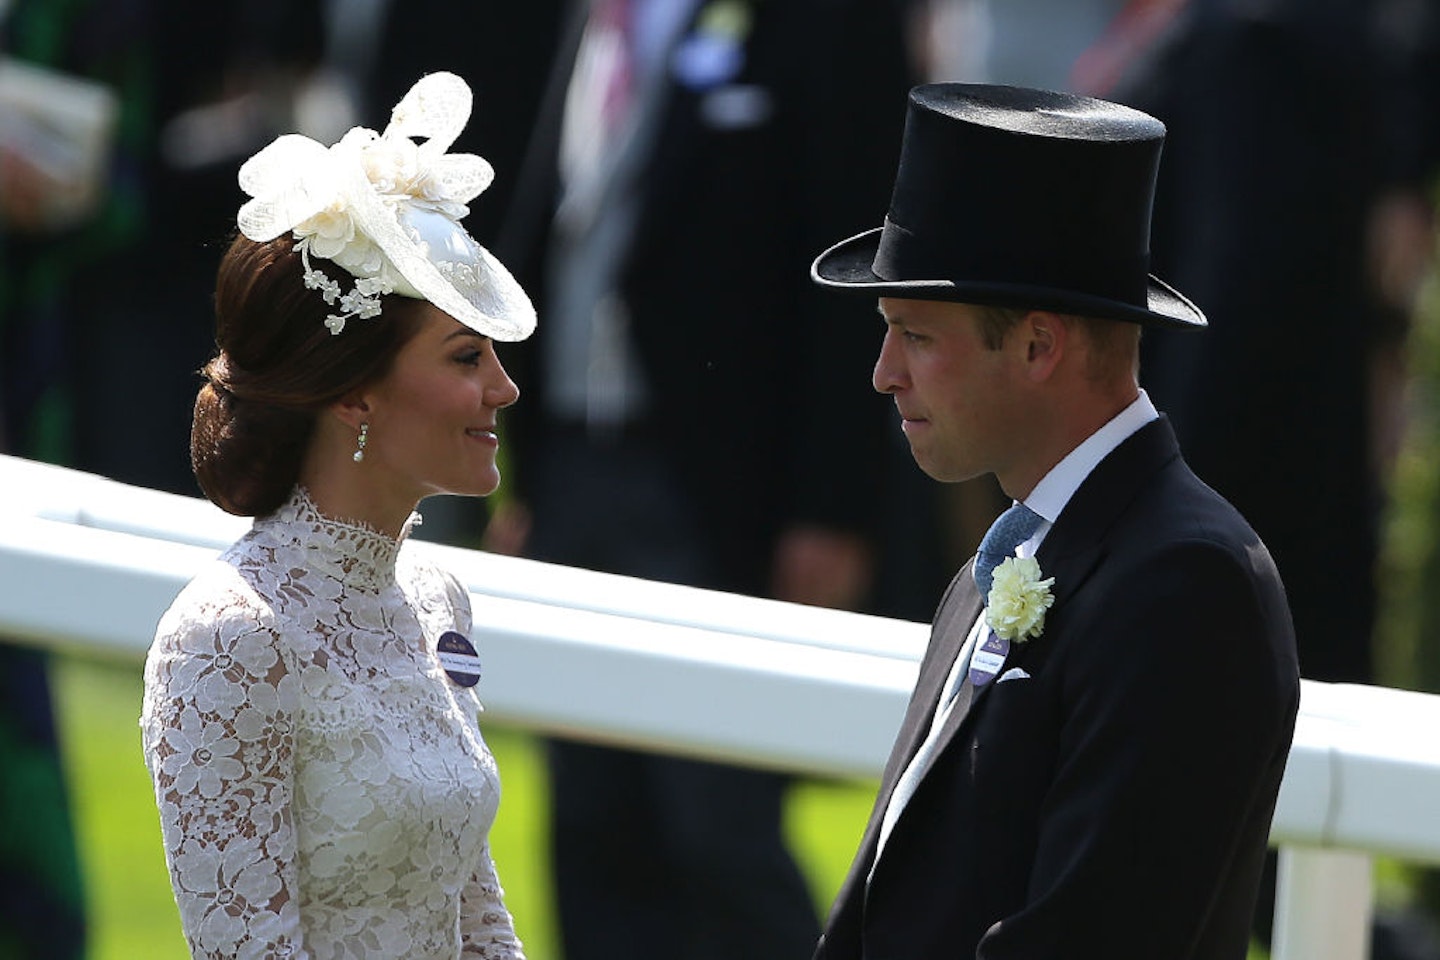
<box><xmin>1016</xmin><ymin>389</ymin><xmax>1158</xmax><ymax>553</ymax></box>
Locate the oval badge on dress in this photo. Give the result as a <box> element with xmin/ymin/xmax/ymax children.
<box><xmin>437</xmin><ymin>631</ymin><xmax>482</xmax><ymax>687</ymax></box>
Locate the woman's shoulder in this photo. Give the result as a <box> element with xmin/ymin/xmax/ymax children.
<box><xmin>151</xmin><ymin>550</ymin><xmax>280</xmax><ymax>657</ymax></box>
<box><xmin>142</xmin><ymin>552</ymin><xmax>298</xmax><ymax>739</ymax></box>
<box><xmin>399</xmin><ymin>547</ymin><xmax>473</xmax><ymax>631</ymax></box>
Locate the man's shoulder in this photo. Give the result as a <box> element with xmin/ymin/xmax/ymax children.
<box><xmin>1102</xmin><ymin>452</ymin><xmax>1271</xmax><ymax>573</ymax></box>
<box><xmin>1088</xmin><ymin>459</ymin><xmax>1295</xmax><ymax>655</ymax></box>
<box><xmin>1147</xmin><ymin>454</ymin><xmax>1256</xmax><ymax>536</ymax></box>
<box><xmin>1061</xmin><ymin>457</ymin><xmax>1295</xmax><ymax>667</ymax></box>
<box><xmin>1066</xmin><ymin>417</ymin><xmax>1260</xmax><ymax>555</ymax></box>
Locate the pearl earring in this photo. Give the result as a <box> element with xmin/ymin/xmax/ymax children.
<box><xmin>353</xmin><ymin>423</ymin><xmax>369</xmax><ymax>463</ymax></box>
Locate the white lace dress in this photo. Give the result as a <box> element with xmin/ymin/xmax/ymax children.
<box><xmin>140</xmin><ymin>488</ymin><xmax>525</xmax><ymax>960</ymax></box>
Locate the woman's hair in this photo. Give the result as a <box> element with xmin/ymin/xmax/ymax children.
<box><xmin>192</xmin><ymin>233</ymin><xmax>427</xmax><ymax>516</ymax></box>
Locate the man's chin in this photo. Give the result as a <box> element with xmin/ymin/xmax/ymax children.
<box><xmin>911</xmin><ymin>452</ymin><xmax>983</xmax><ymax>486</ymax></box>
<box><xmin>910</xmin><ymin>454</ymin><xmax>961</xmax><ymax>484</ymax></box>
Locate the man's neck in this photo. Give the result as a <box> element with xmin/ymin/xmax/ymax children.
<box><xmin>1016</xmin><ymin>390</ymin><xmax>1157</xmax><ymax>520</ymax></box>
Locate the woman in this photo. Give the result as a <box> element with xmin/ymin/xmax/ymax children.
<box><xmin>140</xmin><ymin>73</ymin><xmax>535</xmax><ymax>960</ymax></box>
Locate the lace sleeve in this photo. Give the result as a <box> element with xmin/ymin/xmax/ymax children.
<box><xmin>459</xmin><ymin>843</ymin><xmax>526</xmax><ymax>958</ymax></box>
<box><xmin>436</xmin><ymin>568</ymin><xmax>524</xmax><ymax>957</ymax></box>
<box><xmin>140</xmin><ymin>572</ymin><xmax>308</xmax><ymax>960</ymax></box>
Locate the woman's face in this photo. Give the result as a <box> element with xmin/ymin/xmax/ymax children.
<box><xmin>359</xmin><ymin>304</ymin><xmax>519</xmax><ymax>502</ymax></box>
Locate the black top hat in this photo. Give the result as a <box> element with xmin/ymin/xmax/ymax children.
<box><xmin>812</xmin><ymin>83</ymin><xmax>1205</xmax><ymax>329</ymax></box>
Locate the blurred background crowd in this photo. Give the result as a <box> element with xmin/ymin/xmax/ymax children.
<box><xmin>1</xmin><ymin>0</ymin><xmax>1438</xmax><ymax>958</ymax></box>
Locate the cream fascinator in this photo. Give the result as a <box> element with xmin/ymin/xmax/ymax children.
<box><xmin>235</xmin><ymin>72</ymin><xmax>535</xmax><ymax>341</ymax></box>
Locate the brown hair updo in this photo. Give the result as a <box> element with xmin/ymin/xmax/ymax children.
<box><xmin>192</xmin><ymin>233</ymin><xmax>426</xmax><ymax>516</ymax></box>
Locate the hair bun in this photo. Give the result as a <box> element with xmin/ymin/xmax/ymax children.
<box><xmin>190</xmin><ymin>233</ymin><xmax>426</xmax><ymax>516</ymax></box>
<box><xmin>201</xmin><ymin>355</ymin><xmax>235</xmax><ymax>398</ymax></box>
<box><xmin>191</xmin><ymin>355</ymin><xmax>313</xmax><ymax>516</ymax></box>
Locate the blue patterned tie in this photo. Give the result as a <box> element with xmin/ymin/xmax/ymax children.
<box><xmin>974</xmin><ymin>502</ymin><xmax>1044</xmax><ymax>599</ymax></box>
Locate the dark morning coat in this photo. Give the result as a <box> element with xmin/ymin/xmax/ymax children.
<box><xmin>815</xmin><ymin>416</ymin><xmax>1300</xmax><ymax>960</ymax></box>
<box><xmin>497</xmin><ymin>0</ymin><xmax>918</xmax><ymax>598</ymax></box>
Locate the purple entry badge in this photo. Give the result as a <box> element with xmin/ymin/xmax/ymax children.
<box><xmin>968</xmin><ymin>630</ymin><xmax>1010</xmax><ymax>688</ymax></box>
<box><xmin>437</xmin><ymin>631</ymin><xmax>482</xmax><ymax>688</ymax></box>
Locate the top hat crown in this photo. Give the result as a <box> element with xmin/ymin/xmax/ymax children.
<box><xmin>812</xmin><ymin>83</ymin><xmax>1204</xmax><ymax>329</ymax></box>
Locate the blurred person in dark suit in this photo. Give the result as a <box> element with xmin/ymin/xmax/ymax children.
<box><xmin>1108</xmin><ymin>0</ymin><xmax>1397</xmax><ymax>691</ymax></box>
<box><xmin>493</xmin><ymin>0</ymin><xmax>919</xmax><ymax>957</ymax></box>
<box><xmin>85</xmin><ymin>0</ymin><xmax>326</xmax><ymax>496</ymax></box>
<box><xmin>0</xmin><ymin>1</ymin><xmax>157</xmax><ymax>955</ymax></box>
<box><xmin>1100</xmin><ymin>1</ymin><xmax>1440</xmax><ymax>953</ymax></box>
<box><xmin>0</xmin><ymin>9</ymin><xmax>324</xmax><ymax>951</ymax></box>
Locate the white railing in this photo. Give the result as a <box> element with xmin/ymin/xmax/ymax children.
<box><xmin>5</xmin><ymin>453</ymin><xmax>1439</xmax><ymax>960</ymax></box>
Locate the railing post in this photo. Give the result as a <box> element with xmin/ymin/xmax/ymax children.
<box><xmin>1271</xmin><ymin>845</ymin><xmax>1373</xmax><ymax>960</ymax></box>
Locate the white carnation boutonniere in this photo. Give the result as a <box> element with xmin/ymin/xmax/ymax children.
<box><xmin>985</xmin><ymin>556</ymin><xmax>1056</xmax><ymax>642</ymax></box>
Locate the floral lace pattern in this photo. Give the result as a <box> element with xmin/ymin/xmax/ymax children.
<box><xmin>141</xmin><ymin>488</ymin><xmax>524</xmax><ymax>959</ymax></box>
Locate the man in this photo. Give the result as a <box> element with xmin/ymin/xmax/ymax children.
<box><xmin>808</xmin><ymin>83</ymin><xmax>1300</xmax><ymax>959</ymax></box>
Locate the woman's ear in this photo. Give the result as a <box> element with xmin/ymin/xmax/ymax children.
<box><xmin>328</xmin><ymin>392</ymin><xmax>372</xmax><ymax>431</ymax></box>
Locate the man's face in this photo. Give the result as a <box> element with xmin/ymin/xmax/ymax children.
<box><xmin>873</xmin><ymin>298</ymin><xmax>1026</xmax><ymax>484</ymax></box>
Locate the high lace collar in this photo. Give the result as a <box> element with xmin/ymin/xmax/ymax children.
<box><xmin>256</xmin><ymin>486</ymin><xmax>422</xmax><ymax>591</ymax></box>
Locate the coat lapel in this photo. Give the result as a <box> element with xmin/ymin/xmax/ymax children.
<box><xmin>845</xmin><ymin>568</ymin><xmax>981</xmax><ymax>873</ymax></box>
<box><xmin>858</xmin><ymin>418</ymin><xmax>1185</xmax><ymax>889</ymax></box>
<box><xmin>891</xmin><ymin>418</ymin><xmax>1183</xmax><ymax>805</ymax></box>
<box><xmin>892</xmin><ymin>570</ymin><xmax>983</xmax><ymax>774</ymax></box>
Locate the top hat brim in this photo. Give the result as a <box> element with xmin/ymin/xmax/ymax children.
<box><xmin>812</xmin><ymin>227</ymin><xmax>1206</xmax><ymax>330</ymax></box>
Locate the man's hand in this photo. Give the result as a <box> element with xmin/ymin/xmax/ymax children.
<box><xmin>771</xmin><ymin>525</ymin><xmax>874</xmax><ymax>611</ymax></box>
<box><xmin>0</xmin><ymin>147</ymin><xmax>58</xmax><ymax>233</ymax></box>
<box><xmin>481</xmin><ymin>499</ymin><xmax>532</xmax><ymax>557</ymax></box>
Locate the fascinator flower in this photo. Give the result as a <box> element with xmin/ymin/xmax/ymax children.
<box><xmin>236</xmin><ymin>72</ymin><xmax>535</xmax><ymax>340</ymax></box>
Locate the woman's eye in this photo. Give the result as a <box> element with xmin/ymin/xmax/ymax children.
<box><xmin>456</xmin><ymin>350</ymin><xmax>482</xmax><ymax>366</ymax></box>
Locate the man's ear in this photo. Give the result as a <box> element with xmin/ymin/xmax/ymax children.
<box><xmin>1020</xmin><ymin>311</ymin><xmax>1068</xmax><ymax>382</ymax></box>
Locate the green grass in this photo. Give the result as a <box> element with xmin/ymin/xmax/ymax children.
<box><xmin>54</xmin><ymin>653</ymin><xmax>188</xmax><ymax>960</ymax></box>
<box><xmin>50</xmin><ymin>653</ymin><xmax>878</xmax><ymax>960</ymax></box>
